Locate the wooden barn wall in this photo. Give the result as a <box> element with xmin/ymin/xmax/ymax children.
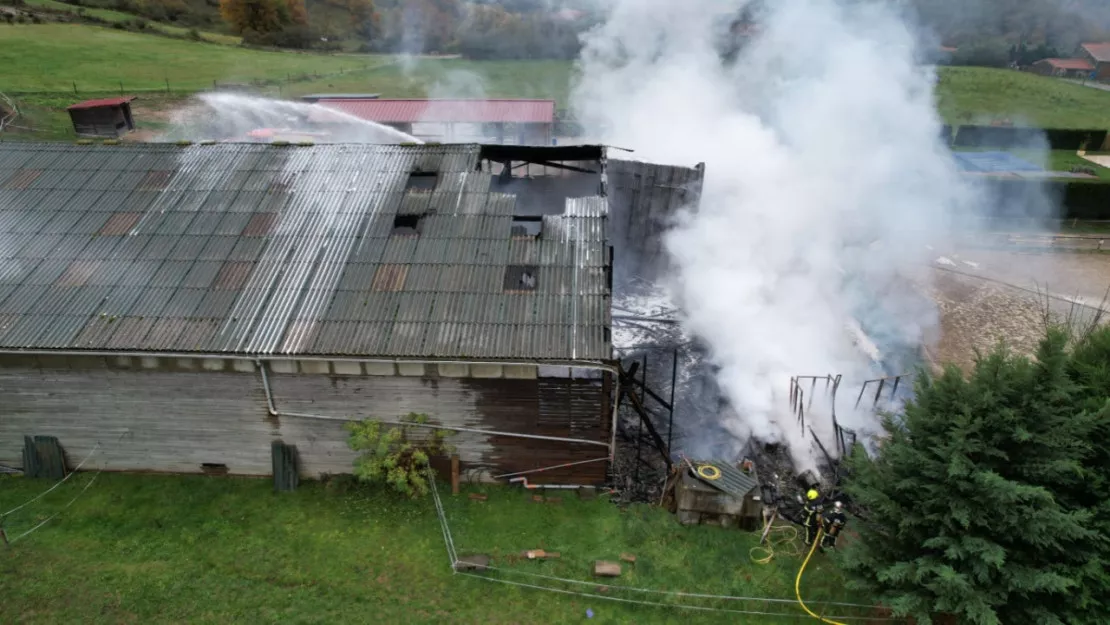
<box><xmin>0</xmin><ymin>363</ymin><xmax>609</xmax><ymax>484</ymax></box>
<box><xmin>268</xmin><ymin>373</ymin><xmax>609</xmax><ymax>484</ymax></box>
<box><xmin>0</xmin><ymin>365</ymin><xmax>274</xmax><ymax>474</ymax></box>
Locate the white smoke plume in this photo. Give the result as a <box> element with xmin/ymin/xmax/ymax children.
<box><xmin>573</xmin><ymin>0</ymin><xmax>985</xmax><ymax>469</ymax></box>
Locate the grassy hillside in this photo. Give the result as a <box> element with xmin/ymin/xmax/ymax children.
<box><xmin>0</xmin><ymin>473</ymin><xmax>875</xmax><ymax>624</ymax></box>
<box><xmin>290</xmin><ymin>62</ymin><xmax>1110</xmax><ymax>129</ymax></box>
<box><xmin>936</xmin><ymin>67</ymin><xmax>1110</xmax><ymax>129</ymax></box>
<box><xmin>0</xmin><ymin>24</ymin><xmax>387</xmax><ymax>92</ymax></box>
<box><xmin>286</xmin><ymin>58</ymin><xmax>577</xmax><ymax>104</ymax></box>
<box><xmin>19</xmin><ymin>0</ymin><xmax>242</xmax><ymax>44</ymax></box>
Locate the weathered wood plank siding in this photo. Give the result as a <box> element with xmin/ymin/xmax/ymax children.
<box><xmin>0</xmin><ymin>362</ymin><xmax>610</xmax><ymax>484</ymax></box>
<box><xmin>269</xmin><ymin>373</ymin><xmax>609</xmax><ymax>484</ymax></box>
<box><xmin>0</xmin><ymin>365</ymin><xmax>271</xmax><ymax>474</ymax></box>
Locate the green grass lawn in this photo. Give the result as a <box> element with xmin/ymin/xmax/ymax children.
<box><xmin>936</xmin><ymin>67</ymin><xmax>1110</xmax><ymax>129</ymax></box>
<box><xmin>0</xmin><ymin>473</ymin><xmax>878</xmax><ymax>624</ymax></box>
<box><xmin>284</xmin><ymin>58</ymin><xmax>578</xmax><ymax>105</ymax></box>
<box><xmin>0</xmin><ymin>24</ymin><xmax>388</xmax><ymax>92</ymax></box>
<box><xmin>294</xmin><ymin>63</ymin><xmax>1110</xmax><ymax>127</ymax></box>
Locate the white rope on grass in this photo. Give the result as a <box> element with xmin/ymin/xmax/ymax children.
<box><xmin>428</xmin><ymin>463</ymin><xmax>889</xmax><ymax>619</ymax></box>
<box><xmin>462</xmin><ymin>561</ymin><xmax>882</xmax><ymax>612</ymax></box>
<box><xmin>429</xmin><ymin>475</ymin><xmax>458</xmax><ymax>565</ymax></box>
<box><xmin>456</xmin><ymin>572</ymin><xmax>894</xmax><ymax>622</ymax></box>
<box><xmin>9</xmin><ymin>471</ymin><xmax>100</xmax><ymax>545</ymax></box>
<box><xmin>1</xmin><ymin>442</ymin><xmax>101</xmax><ymax>519</ymax></box>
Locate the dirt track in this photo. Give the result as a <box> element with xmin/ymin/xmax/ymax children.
<box><xmin>926</xmin><ymin>248</ymin><xmax>1110</xmax><ymax>372</ymax></box>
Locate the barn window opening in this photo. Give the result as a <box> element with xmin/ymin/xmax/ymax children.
<box><xmin>392</xmin><ymin>214</ymin><xmax>424</xmax><ymax>236</ymax></box>
<box><xmin>201</xmin><ymin>463</ymin><xmax>229</xmax><ymax>476</ymax></box>
<box><xmin>405</xmin><ymin>171</ymin><xmax>438</xmax><ymax>191</ymax></box>
<box><xmin>504</xmin><ymin>265</ymin><xmax>539</xmax><ymax>292</ymax></box>
<box><xmin>511</xmin><ymin>216</ymin><xmax>542</xmax><ymax>238</ymax></box>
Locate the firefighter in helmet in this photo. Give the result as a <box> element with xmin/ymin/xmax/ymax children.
<box><xmin>821</xmin><ymin>500</ymin><xmax>847</xmax><ymax>550</ymax></box>
<box><xmin>802</xmin><ymin>488</ymin><xmax>822</xmax><ymax>547</ymax></box>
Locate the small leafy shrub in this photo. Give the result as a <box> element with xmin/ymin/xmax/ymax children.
<box><xmin>345</xmin><ymin>413</ymin><xmax>454</xmax><ymax>498</ymax></box>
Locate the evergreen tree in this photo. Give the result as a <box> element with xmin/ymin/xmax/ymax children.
<box><xmin>839</xmin><ymin>331</ymin><xmax>1099</xmax><ymax>625</ymax></box>
<box><xmin>1061</xmin><ymin>325</ymin><xmax>1110</xmax><ymax>619</ymax></box>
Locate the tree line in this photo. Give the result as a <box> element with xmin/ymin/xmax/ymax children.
<box><xmin>911</xmin><ymin>0</ymin><xmax>1110</xmax><ymax>67</ymax></box>
<box><xmin>839</xmin><ymin>317</ymin><xmax>1110</xmax><ymax>624</ymax></box>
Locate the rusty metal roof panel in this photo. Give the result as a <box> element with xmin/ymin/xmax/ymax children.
<box><xmin>0</xmin><ymin>142</ymin><xmax>638</xmax><ymax>359</ymax></box>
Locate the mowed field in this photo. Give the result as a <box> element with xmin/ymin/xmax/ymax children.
<box><xmin>936</xmin><ymin>66</ymin><xmax>1110</xmax><ymax>128</ymax></box>
<box><xmin>0</xmin><ymin>24</ymin><xmax>388</xmax><ymax>92</ymax></box>
<box><xmin>0</xmin><ymin>473</ymin><xmax>876</xmax><ymax>624</ymax></box>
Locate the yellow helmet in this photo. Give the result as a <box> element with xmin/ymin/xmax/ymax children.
<box><xmin>806</xmin><ymin>489</ymin><xmax>819</xmax><ymax>501</ymax></box>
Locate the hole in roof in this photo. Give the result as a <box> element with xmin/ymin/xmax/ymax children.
<box><xmin>392</xmin><ymin>214</ymin><xmax>423</xmax><ymax>236</ymax></box>
<box><xmin>485</xmin><ymin>151</ymin><xmax>602</xmax><ymax>217</ymax></box>
<box><xmin>504</xmin><ymin>265</ymin><xmax>539</xmax><ymax>292</ymax></box>
<box><xmin>405</xmin><ymin>171</ymin><xmax>437</xmax><ymax>192</ymax></box>
<box><xmin>511</xmin><ymin>216</ymin><xmax>542</xmax><ymax>238</ymax></box>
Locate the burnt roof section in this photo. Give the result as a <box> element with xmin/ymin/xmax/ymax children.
<box><xmin>606</xmin><ymin>158</ymin><xmax>705</xmax><ymax>282</ymax></box>
<box><xmin>0</xmin><ymin>142</ymin><xmax>617</xmax><ymax>361</ymax></box>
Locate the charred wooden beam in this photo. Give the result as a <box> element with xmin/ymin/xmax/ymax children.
<box><xmin>621</xmin><ymin>373</ymin><xmax>673</xmax><ymax>411</ymax></box>
<box><xmin>618</xmin><ymin>364</ymin><xmax>672</xmax><ymax>470</ymax></box>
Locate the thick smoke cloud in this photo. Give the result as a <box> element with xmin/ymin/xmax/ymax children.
<box><xmin>573</xmin><ymin>0</ymin><xmax>984</xmax><ymax>469</ymax></box>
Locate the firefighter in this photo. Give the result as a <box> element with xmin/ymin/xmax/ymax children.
<box><xmin>802</xmin><ymin>488</ymin><xmax>822</xmax><ymax>547</ymax></box>
<box><xmin>821</xmin><ymin>500</ymin><xmax>847</xmax><ymax>550</ymax></box>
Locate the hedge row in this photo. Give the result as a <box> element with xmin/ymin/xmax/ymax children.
<box><xmin>980</xmin><ymin>178</ymin><xmax>1110</xmax><ymax>220</ymax></box>
<box><xmin>947</xmin><ymin>125</ymin><xmax>1107</xmax><ymax>150</ymax></box>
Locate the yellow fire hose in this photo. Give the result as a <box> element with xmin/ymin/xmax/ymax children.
<box><xmin>795</xmin><ymin>528</ymin><xmax>848</xmax><ymax>625</ymax></box>
<box><xmin>749</xmin><ymin>522</ymin><xmax>802</xmax><ymax>564</ymax></box>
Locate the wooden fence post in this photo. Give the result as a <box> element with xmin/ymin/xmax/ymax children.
<box><xmin>450</xmin><ymin>455</ymin><xmax>460</xmax><ymax>495</ymax></box>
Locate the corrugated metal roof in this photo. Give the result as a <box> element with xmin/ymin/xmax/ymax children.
<box><xmin>317</xmin><ymin>99</ymin><xmax>557</xmax><ymax>124</ymax></box>
<box><xmin>0</xmin><ymin>142</ymin><xmax>623</xmax><ymax>361</ymax></box>
<box><xmin>67</xmin><ymin>97</ymin><xmax>136</xmax><ymax>111</ymax></box>
<box><xmin>1081</xmin><ymin>42</ymin><xmax>1110</xmax><ymax>63</ymax></box>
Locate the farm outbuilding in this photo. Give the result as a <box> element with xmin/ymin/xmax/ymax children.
<box><xmin>66</xmin><ymin>96</ymin><xmax>136</xmax><ymax>138</ymax></box>
<box><xmin>311</xmin><ymin>99</ymin><xmax>556</xmax><ymax>145</ymax></box>
<box><xmin>0</xmin><ymin>141</ymin><xmax>702</xmax><ymax>485</ymax></box>
<box><xmin>1030</xmin><ymin>57</ymin><xmax>1094</xmax><ymax>78</ymax></box>
<box><xmin>1076</xmin><ymin>43</ymin><xmax>1110</xmax><ymax>80</ymax></box>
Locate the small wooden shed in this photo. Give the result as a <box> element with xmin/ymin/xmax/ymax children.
<box><xmin>674</xmin><ymin>460</ymin><xmax>761</xmax><ymax>530</ymax></box>
<box><xmin>66</xmin><ymin>96</ymin><xmax>136</xmax><ymax>138</ymax></box>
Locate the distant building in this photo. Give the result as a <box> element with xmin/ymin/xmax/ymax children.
<box><xmin>1076</xmin><ymin>43</ymin><xmax>1110</xmax><ymax>80</ymax></box>
<box><xmin>311</xmin><ymin>98</ymin><xmax>556</xmax><ymax>145</ymax></box>
<box><xmin>1031</xmin><ymin>57</ymin><xmax>1095</xmax><ymax>79</ymax></box>
<box><xmin>299</xmin><ymin>93</ymin><xmax>380</xmax><ymax>103</ymax></box>
<box><xmin>66</xmin><ymin>96</ymin><xmax>136</xmax><ymax>138</ymax></box>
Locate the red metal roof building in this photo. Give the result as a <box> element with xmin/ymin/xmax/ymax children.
<box><xmin>66</xmin><ymin>96</ymin><xmax>136</xmax><ymax>138</ymax></box>
<box><xmin>1031</xmin><ymin>57</ymin><xmax>1095</xmax><ymax>78</ymax></box>
<box><xmin>1076</xmin><ymin>43</ymin><xmax>1110</xmax><ymax>80</ymax></box>
<box><xmin>313</xmin><ymin>99</ymin><xmax>557</xmax><ymax>144</ymax></box>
